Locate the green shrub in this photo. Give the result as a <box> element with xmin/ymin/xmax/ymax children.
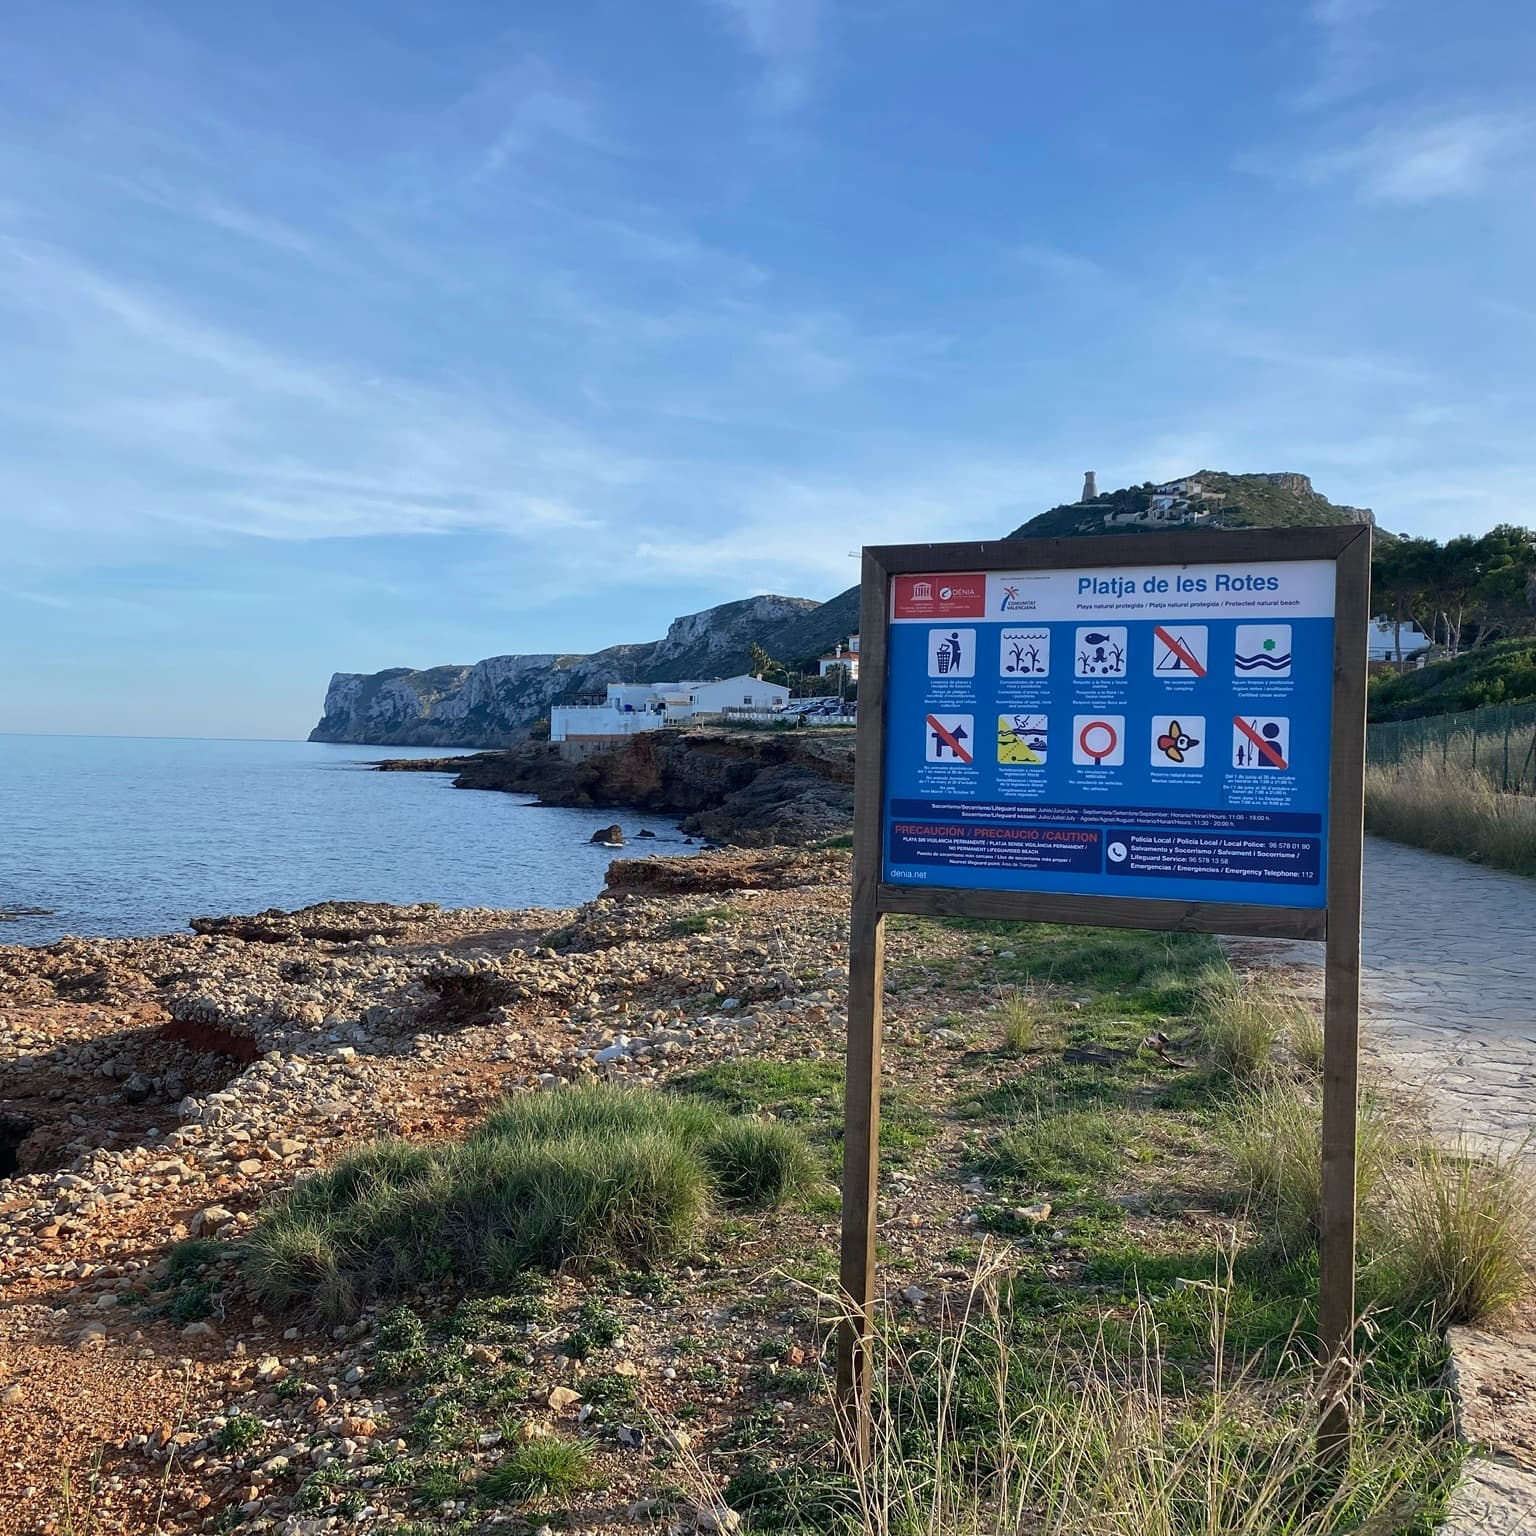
<box><xmin>1384</xmin><ymin>1142</ymin><xmax>1536</xmax><ymax>1324</ymax></box>
<box><xmin>216</xmin><ymin>1413</ymin><xmax>266</xmax><ymax>1453</ymax></box>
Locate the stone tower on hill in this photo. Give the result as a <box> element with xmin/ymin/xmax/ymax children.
<box><xmin>1081</xmin><ymin>471</ymin><xmax>1098</xmax><ymax>502</ymax></box>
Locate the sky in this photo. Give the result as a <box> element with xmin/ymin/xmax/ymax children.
<box><xmin>3</xmin><ymin>0</ymin><xmax>1534</xmax><ymax>739</ymax></box>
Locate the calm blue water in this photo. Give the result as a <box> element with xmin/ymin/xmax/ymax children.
<box><xmin>0</xmin><ymin>736</ymin><xmax>689</xmax><ymax>945</ymax></box>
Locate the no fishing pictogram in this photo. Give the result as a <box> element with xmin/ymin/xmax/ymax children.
<box><xmin>1232</xmin><ymin>715</ymin><xmax>1290</xmax><ymax>770</ymax></box>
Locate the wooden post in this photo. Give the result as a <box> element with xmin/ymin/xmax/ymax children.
<box><xmin>836</xmin><ymin>550</ymin><xmax>892</xmax><ymax>1463</ymax></box>
<box><xmin>1318</xmin><ymin>527</ymin><xmax>1371</xmax><ymax>1463</ymax></box>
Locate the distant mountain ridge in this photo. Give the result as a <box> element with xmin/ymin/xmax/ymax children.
<box><xmin>312</xmin><ymin>470</ymin><xmax>1377</xmax><ymax>746</ymax></box>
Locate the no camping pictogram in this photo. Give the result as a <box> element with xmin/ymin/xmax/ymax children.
<box><xmin>925</xmin><ymin>713</ymin><xmax>974</xmax><ymax>764</ymax></box>
<box><xmin>1153</xmin><ymin>625</ymin><xmax>1208</xmax><ymax>677</ymax></box>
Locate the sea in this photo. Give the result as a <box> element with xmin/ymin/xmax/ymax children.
<box><xmin>0</xmin><ymin>735</ymin><xmax>690</xmax><ymax>946</ymax></box>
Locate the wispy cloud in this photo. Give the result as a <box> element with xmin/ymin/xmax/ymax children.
<box><xmin>1296</xmin><ymin>0</ymin><xmax>1384</xmax><ymax>108</ymax></box>
<box><xmin>704</xmin><ymin>0</ymin><xmax>821</xmax><ymax>114</ymax></box>
<box><xmin>471</xmin><ymin>80</ymin><xmax>612</xmax><ymax>184</ymax></box>
<box><xmin>1303</xmin><ymin>112</ymin><xmax>1526</xmax><ymax>201</ymax></box>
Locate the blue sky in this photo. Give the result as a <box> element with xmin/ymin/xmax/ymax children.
<box><xmin>3</xmin><ymin>0</ymin><xmax>1533</xmax><ymax>738</ymax></box>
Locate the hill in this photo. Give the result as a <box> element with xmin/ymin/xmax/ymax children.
<box><xmin>1368</xmin><ymin>637</ymin><xmax>1536</xmax><ymax>722</ymax></box>
<box><xmin>1008</xmin><ymin>470</ymin><xmax>1378</xmax><ymax>540</ymax></box>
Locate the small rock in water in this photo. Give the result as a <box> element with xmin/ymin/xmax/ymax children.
<box><xmin>589</xmin><ymin>824</ymin><xmax>625</xmax><ymax>846</ymax></box>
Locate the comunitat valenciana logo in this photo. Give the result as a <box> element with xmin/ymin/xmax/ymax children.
<box><xmin>998</xmin><ymin>584</ymin><xmax>1036</xmax><ymax>613</ymax></box>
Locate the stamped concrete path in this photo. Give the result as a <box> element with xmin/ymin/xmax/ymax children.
<box><xmin>1354</xmin><ymin>836</ymin><xmax>1536</xmax><ymax>1156</ymax></box>
<box><xmin>1230</xmin><ymin>833</ymin><xmax>1536</xmax><ymax>1532</ymax></box>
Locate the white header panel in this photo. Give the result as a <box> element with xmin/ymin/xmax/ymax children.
<box><xmin>889</xmin><ymin>560</ymin><xmax>1335</xmax><ymax>624</ymax></box>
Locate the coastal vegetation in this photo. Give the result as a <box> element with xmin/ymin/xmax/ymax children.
<box><xmin>226</xmin><ymin>909</ymin><xmax>1529</xmax><ymax>1533</ymax></box>
<box><xmin>1370</xmin><ymin>637</ymin><xmax>1536</xmax><ymax>719</ymax></box>
<box><xmin>1364</xmin><ymin>759</ymin><xmax>1536</xmax><ymax>876</ymax></box>
<box><xmin>1369</xmin><ymin>526</ymin><xmax>1536</xmax><ymax>681</ymax></box>
<box><xmin>246</xmin><ymin>1083</ymin><xmax>822</xmax><ymax>1320</ymax></box>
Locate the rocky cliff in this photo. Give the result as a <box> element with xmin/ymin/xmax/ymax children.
<box><xmin>310</xmin><ymin>594</ymin><xmax>830</xmax><ymax>747</ymax></box>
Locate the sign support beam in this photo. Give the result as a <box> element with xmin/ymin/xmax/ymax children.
<box><xmin>836</xmin><ymin>550</ymin><xmax>894</xmax><ymax>1464</ymax></box>
<box><xmin>1318</xmin><ymin>529</ymin><xmax>1371</xmax><ymax>1463</ymax></box>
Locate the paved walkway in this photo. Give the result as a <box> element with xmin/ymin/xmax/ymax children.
<box><xmin>1229</xmin><ymin>834</ymin><xmax>1536</xmax><ymax>1532</ymax></box>
<box><xmin>1227</xmin><ymin>836</ymin><xmax>1536</xmax><ymax>1152</ymax></box>
<box><xmin>1355</xmin><ymin>837</ymin><xmax>1536</xmax><ymax>1155</ymax></box>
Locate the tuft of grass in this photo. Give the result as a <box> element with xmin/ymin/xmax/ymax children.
<box><xmin>1365</xmin><ymin>759</ymin><xmax>1536</xmax><ymax>877</ymax></box>
<box><xmin>819</xmin><ymin>1255</ymin><xmax>1457</xmax><ymax>1536</ymax></box>
<box><xmin>996</xmin><ymin>988</ymin><xmax>1040</xmax><ymax>1054</ymax></box>
<box><xmin>700</xmin><ymin>1119</ymin><xmax>822</xmax><ymax>1208</ymax></box>
<box><xmin>976</xmin><ymin>1104</ymin><xmax>1122</xmax><ymax>1191</ymax></box>
<box><xmin>667</xmin><ymin>906</ymin><xmax>736</xmax><ymax>937</ymax></box>
<box><xmin>1195</xmin><ymin>966</ymin><xmax>1320</xmax><ymax>1085</ymax></box>
<box><xmin>1224</xmin><ymin>1080</ymin><xmax>1399</xmax><ymax>1255</ymax></box>
<box><xmin>1384</xmin><ymin>1141</ymin><xmax>1536</xmax><ymax>1324</ymax></box>
<box><xmin>1288</xmin><ymin>1004</ymin><xmax>1326</xmax><ymax>1076</ymax></box>
<box><xmin>478</xmin><ymin>1435</ymin><xmax>594</xmax><ymax>1505</ymax></box>
<box><xmin>246</xmin><ymin>1084</ymin><xmax>817</xmax><ymax>1319</ymax></box>
<box><xmin>723</xmin><ymin>1243</ymin><xmax>1457</xmax><ymax>1533</ymax></box>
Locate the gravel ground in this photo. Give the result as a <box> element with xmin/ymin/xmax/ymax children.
<box><xmin>0</xmin><ymin>849</ymin><xmax>897</xmax><ymax>1534</ymax></box>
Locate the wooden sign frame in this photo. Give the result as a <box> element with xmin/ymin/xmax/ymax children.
<box><xmin>836</xmin><ymin>525</ymin><xmax>1371</xmax><ymax>1461</ymax></box>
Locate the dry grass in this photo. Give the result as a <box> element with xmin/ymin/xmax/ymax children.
<box><xmin>996</xmin><ymin>988</ymin><xmax>1043</xmax><ymax>1054</ymax></box>
<box><xmin>823</xmin><ymin>1252</ymin><xmax>1451</xmax><ymax>1536</ymax></box>
<box><xmin>1196</xmin><ymin>967</ymin><xmax>1322</xmax><ymax>1084</ymax></box>
<box><xmin>1365</xmin><ymin>759</ymin><xmax>1536</xmax><ymax>876</ymax></box>
<box><xmin>1384</xmin><ymin>1141</ymin><xmax>1536</xmax><ymax>1324</ymax></box>
<box><xmin>1223</xmin><ymin>1079</ymin><xmax>1400</xmax><ymax>1256</ymax></box>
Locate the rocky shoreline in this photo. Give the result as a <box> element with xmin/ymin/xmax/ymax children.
<box><xmin>376</xmin><ymin>727</ymin><xmax>856</xmax><ymax>847</ymax></box>
<box><xmin>0</xmin><ymin>848</ymin><xmax>854</xmax><ymax>1532</ymax></box>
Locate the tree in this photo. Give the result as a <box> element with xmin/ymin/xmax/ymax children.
<box><xmin>748</xmin><ymin>642</ymin><xmax>790</xmax><ymax>687</ymax></box>
<box><xmin>1470</xmin><ymin>525</ymin><xmax>1536</xmax><ymax>642</ymax></box>
<box><xmin>1372</xmin><ymin>536</ymin><xmax>1435</xmax><ymax>663</ymax></box>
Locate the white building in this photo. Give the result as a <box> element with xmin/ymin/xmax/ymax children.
<box><xmin>1368</xmin><ymin>616</ymin><xmax>1433</xmax><ymax>662</ymax></box>
<box><xmin>549</xmin><ymin>674</ymin><xmax>789</xmax><ymax>743</ymax></box>
<box><xmin>818</xmin><ymin>635</ymin><xmax>860</xmax><ymax>681</ymax></box>
<box><xmin>688</xmin><ymin>674</ymin><xmax>791</xmax><ymax>713</ymax></box>
<box><xmin>1103</xmin><ymin>500</ymin><xmax>1208</xmax><ymax>529</ymax></box>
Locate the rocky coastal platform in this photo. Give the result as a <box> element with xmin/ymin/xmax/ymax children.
<box><xmin>0</xmin><ymin>849</ymin><xmax>866</xmax><ymax>1533</ymax></box>
<box><xmin>376</xmin><ymin>727</ymin><xmax>856</xmax><ymax>848</ymax></box>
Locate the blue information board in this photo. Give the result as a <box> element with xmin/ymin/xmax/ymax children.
<box><xmin>881</xmin><ymin>559</ymin><xmax>1337</xmax><ymax>909</ymax></box>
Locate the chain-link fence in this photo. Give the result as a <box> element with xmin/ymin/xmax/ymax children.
<box><xmin>1367</xmin><ymin>699</ymin><xmax>1536</xmax><ymax>795</ymax></box>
